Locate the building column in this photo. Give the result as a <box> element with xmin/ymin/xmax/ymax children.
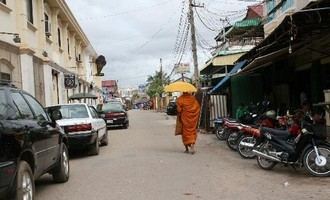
<box><xmin>43</xmin><ymin>64</ymin><xmax>53</xmax><ymax>106</ymax></box>
<box><xmin>20</xmin><ymin>53</ymin><xmax>35</xmax><ymax>96</ymax></box>
<box><xmin>58</xmin><ymin>72</ymin><xmax>65</xmax><ymax>104</ymax></box>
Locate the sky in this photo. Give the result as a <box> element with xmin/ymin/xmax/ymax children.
<box><xmin>66</xmin><ymin>0</ymin><xmax>260</xmax><ymax>89</ymax></box>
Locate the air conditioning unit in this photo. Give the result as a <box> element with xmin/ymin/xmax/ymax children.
<box><xmin>45</xmin><ymin>22</ymin><xmax>52</xmax><ymax>37</ymax></box>
<box><xmin>46</xmin><ymin>31</ymin><xmax>51</xmax><ymax>37</ymax></box>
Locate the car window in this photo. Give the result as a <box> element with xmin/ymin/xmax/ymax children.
<box><xmin>102</xmin><ymin>103</ymin><xmax>124</xmax><ymax>112</ymax></box>
<box><xmin>23</xmin><ymin>94</ymin><xmax>48</xmax><ymax>121</ymax></box>
<box><xmin>49</xmin><ymin>105</ymin><xmax>89</xmax><ymax>119</ymax></box>
<box><xmin>89</xmin><ymin>106</ymin><xmax>98</xmax><ymax>118</ymax></box>
<box><xmin>11</xmin><ymin>92</ymin><xmax>34</xmax><ymax>119</ymax></box>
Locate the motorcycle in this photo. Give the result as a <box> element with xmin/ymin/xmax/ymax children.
<box><xmin>226</xmin><ymin>110</ymin><xmax>277</xmax><ymax>152</ymax></box>
<box><xmin>214</xmin><ymin>117</ymin><xmax>238</xmax><ymax>141</ymax></box>
<box><xmin>237</xmin><ymin>113</ymin><xmax>287</xmax><ymax>159</ymax></box>
<box><xmin>252</xmin><ymin>121</ymin><xmax>330</xmax><ymax>177</ymax></box>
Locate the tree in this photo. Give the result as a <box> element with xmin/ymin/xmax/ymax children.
<box><xmin>146</xmin><ymin>71</ymin><xmax>170</xmax><ymax>98</ymax></box>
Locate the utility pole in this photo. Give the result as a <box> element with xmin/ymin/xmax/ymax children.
<box><xmin>188</xmin><ymin>0</ymin><xmax>201</xmax><ymax>87</ymax></box>
<box><xmin>160</xmin><ymin>58</ymin><xmax>163</xmax><ymax>86</ymax></box>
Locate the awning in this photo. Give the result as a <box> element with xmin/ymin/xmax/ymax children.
<box><xmin>234</xmin><ymin>18</ymin><xmax>261</xmax><ymax>28</ymax></box>
<box><xmin>69</xmin><ymin>93</ymin><xmax>98</xmax><ymax>100</ymax></box>
<box><xmin>200</xmin><ymin>53</ymin><xmax>245</xmax><ymax>74</ymax></box>
<box><xmin>208</xmin><ymin>60</ymin><xmax>247</xmax><ymax>94</ymax></box>
<box><xmin>238</xmin><ymin>47</ymin><xmax>289</xmax><ymax>74</ymax></box>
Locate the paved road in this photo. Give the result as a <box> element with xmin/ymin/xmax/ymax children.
<box><xmin>36</xmin><ymin>110</ymin><xmax>330</xmax><ymax>200</ymax></box>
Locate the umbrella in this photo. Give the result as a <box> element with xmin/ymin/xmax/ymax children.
<box><xmin>164</xmin><ymin>81</ymin><xmax>197</xmax><ymax>93</ymax></box>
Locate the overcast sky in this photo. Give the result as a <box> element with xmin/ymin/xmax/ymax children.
<box><xmin>66</xmin><ymin>0</ymin><xmax>259</xmax><ymax>88</ymax></box>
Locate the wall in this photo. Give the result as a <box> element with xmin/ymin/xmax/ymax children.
<box><xmin>0</xmin><ymin>41</ymin><xmax>22</xmax><ymax>88</ymax></box>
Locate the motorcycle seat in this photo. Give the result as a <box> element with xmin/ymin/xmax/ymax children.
<box><xmin>261</xmin><ymin>127</ymin><xmax>291</xmax><ymax>139</ymax></box>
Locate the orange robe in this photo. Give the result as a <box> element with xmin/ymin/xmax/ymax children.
<box><xmin>177</xmin><ymin>94</ymin><xmax>200</xmax><ymax>145</ymax></box>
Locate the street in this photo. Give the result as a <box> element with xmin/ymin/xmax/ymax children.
<box><xmin>35</xmin><ymin>110</ymin><xmax>330</xmax><ymax>200</ymax></box>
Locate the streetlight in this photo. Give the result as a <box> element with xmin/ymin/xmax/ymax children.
<box><xmin>0</xmin><ymin>32</ymin><xmax>21</xmax><ymax>43</ymax></box>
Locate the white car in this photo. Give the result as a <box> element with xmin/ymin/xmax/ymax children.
<box><xmin>46</xmin><ymin>103</ymin><xmax>107</xmax><ymax>155</ymax></box>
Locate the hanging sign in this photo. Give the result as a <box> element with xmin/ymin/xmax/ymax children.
<box><xmin>64</xmin><ymin>74</ymin><xmax>76</xmax><ymax>89</ymax></box>
<box><xmin>175</xmin><ymin>63</ymin><xmax>190</xmax><ymax>74</ymax></box>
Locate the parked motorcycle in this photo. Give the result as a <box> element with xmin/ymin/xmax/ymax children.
<box><xmin>237</xmin><ymin>113</ymin><xmax>287</xmax><ymax>159</ymax></box>
<box><xmin>252</xmin><ymin>121</ymin><xmax>330</xmax><ymax>177</ymax></box>
<box><xmin>226</xmin><ymin>110</ymin><xmax>277</xmax><ymax>151</ymax></box>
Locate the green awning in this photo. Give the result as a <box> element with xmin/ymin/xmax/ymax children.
<box><xmin>69</xmin><ymin>93</ymin><xmax>98</xmax><ymax>100</ymax></box>
<box><xmin>234</xmin><ymin>19</ymin><xmax>261</xmax><ymax>28</ymax></box>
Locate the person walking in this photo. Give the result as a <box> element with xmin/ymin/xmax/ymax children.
<box><xmin>176</xmin><ymin>92</ymin><xmax>200</xmax><ymax>154</ymax></box>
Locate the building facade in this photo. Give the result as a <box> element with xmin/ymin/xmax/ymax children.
<box><xmin>0</xmin><ymin>0</ymin><xmax>102</xmax><ymax>106</ymax></box>
<box><xmin>264</xmin><ymin>0</ymin><xmax>319</xmax><ymax>36</ymax></box>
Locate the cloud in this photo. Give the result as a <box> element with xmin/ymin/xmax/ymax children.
<box><xmin>66</xmin><ymin>0</ymin><xmax>257</xmax><ymax>88</ymax></box>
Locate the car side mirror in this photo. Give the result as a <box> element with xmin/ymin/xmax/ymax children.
<box><xmin>97</xmin><ymin>110</ymin><xmax>105</xmax><ymax>118</ymax></box>
<box><xmin>49</xmin><ymin>109</ymin><xmax>62</xmax><ymax>122</ymax></box>
<box><xmin>37</xmin><ymin>119</ymin><xmax>51</xmax><ymax>127</ymax></box>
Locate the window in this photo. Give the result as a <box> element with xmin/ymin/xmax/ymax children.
<box><xmin>44</xmin><ymin>13</ymin><xmax>51</xmax><ymax>37</ymax></box>
<box><xmin>0</xmin><ymin>73</ymin><xmax>10</xmax><ymax>81</ymax></box>
<box><xmin>0</xmin><ymin>62</ymin><xmax>12</xmax><ymax>81</ymax></box>
<box><xmin>266</xmin><ymin>0</ymin><xmax>275</xmax><ymax>22</ymax></box>
<box><xmin>11</xmin><ymin>92</ymin><xmax>33</xmax><ymax>119</ymax></box>
<box><xmin>89</xmin><ymin>106</ymin><xmax>98</xmax><ymax>118</ymax></box>
<box><xmin>0</xmin><ymin>0</ymin><xmax>6</xmax><ymax>5</ymax></box>
<box><xmin>26</xmin><ymin>0</ymin><xmax>33</xmax><ymax>24</ymax></box>
<box><xmin>58</xmin><ymin>28</ymin><xmax>61</xmax><ymax>48</ymax></box>
<box><xmin>282</xmin><ymin>0</ymin><xmax>294</xmax><ymax>12</ymax></box>
<box><xmin>49</xmin><ymin>105</ymin><xmax>89</xmax><ymax>119</ymax></box>
<box><xmin>23</xmin><ymin>94</ymin><xmax>48</xmax><ymax>121</ymax></box>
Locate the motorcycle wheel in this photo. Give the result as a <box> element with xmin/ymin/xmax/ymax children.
<box><xmin>238</xmin><ymin>136</ymin><xmax>256</xmax><ymax>159</ymax></box>
<box><xmin>226</xmin><ymin>131</ymin><xmax>240</xmax><ymax>151</ymax></box>
<box><xmin>215</xmin><ymin>126</ymin><xmax>226</xmax><ymax>140</ymax></box>
<box><xmin>256</xmin><ymin>143</ymin><xmax>277</xmax><ymax>170</ymax></box>
<box><xmin>303</xmin><ymin>145</ymin><xmax>330</xmax><ymax>177</ymax></box>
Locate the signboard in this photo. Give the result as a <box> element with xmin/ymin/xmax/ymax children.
<box><xmin>175</xmin><ymin>63</ymin><xmax>190</xmax><ymax>74</ymax></box>
<box><xmin>64</xmin><ymin>74</ymin><xmax>76</xmax><ymax>89</ymax></box>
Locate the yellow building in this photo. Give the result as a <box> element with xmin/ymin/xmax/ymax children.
<box><xmin>0</xmin><ymin>0</ymin><xmax>102</xmax><ymax>106</ymax></box>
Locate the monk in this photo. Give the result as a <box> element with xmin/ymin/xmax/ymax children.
<box><xmin>176</xmin><ymin>92</ymin><xmax>201</xmax><ymax>154</ymax></box>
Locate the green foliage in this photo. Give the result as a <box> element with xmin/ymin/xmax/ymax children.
<box><xmin>146</xmin><ymin>71</ymin><xmax>170</xmax><ymax>97</ymax></box>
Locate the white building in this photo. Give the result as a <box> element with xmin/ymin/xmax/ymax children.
<box><xmin>0</xmin><ymin>0</ymin><xmax>103</xmax><ymax>106</ymax></box>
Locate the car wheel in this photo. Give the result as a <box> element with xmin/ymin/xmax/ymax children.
<box><xmin>52</xmin><ymin>144</ymin><xmax>70</xmax><ymax>183</ymax></box>
<box><xmin>100</xmin><ymin>132</ymin><xmax>109</xmax><ymax>146</ymax></box>
<box><xmin>89</xmin><ymin>133</ymin><xmax>100</xmax><ymax>156</ymax></box>
<box><xmin>15</xmin><ymin>161</ymin><xmax>35</xmax><ymax>200</ymax></box>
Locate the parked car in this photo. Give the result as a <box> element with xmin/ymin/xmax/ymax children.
<box><xmin>97</xmin><ymin>102</ymin><xmax>129</xmax><ymax>129</ymax></box>
<box><xmin>0</xmin><ymin>82</ymin><xmax>69</xmax><ymax>200</ymax></box>
<box><xmin>166</xmin><ymin>101</ymin><xmax>177</xmax><ymax>115</ymax></box>
<box><xmin>46</xmin><ymin>103</ymin><xmax>107</xmax><ymax>155</ymax></box>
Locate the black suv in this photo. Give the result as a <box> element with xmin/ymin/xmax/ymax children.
<box><xmin>0</xmin><ymin>82</ymin><xmax>69</xmax><ymax>200</ymax></box>
<box><xmin>166</xmin><ymin>101</ymin><xmax>177</xmax><ymax>116</ymax></box>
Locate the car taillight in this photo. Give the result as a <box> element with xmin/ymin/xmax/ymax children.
<box><xmin>64</xmin><ymin>123</ymin><xmax>92</xmax><ymax>133</ymax></box>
